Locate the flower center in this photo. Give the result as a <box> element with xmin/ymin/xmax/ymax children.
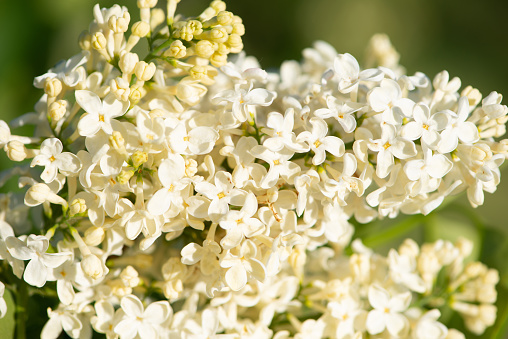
<box><xmin>314</xmin><ymin>140</ymin><xmax>322</xmax><ymax>148</ymax></box>
<box><xmin>383</xmin><ymin>142</ymin><xmax>391</xmax><ymax>150</ymax></box>
<box><xmin>217</xmin><ymin>192</ymin><xmax>226</xmax><ymax>199</ymax></box>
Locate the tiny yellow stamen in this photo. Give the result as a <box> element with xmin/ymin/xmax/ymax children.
<box><xmin>50</xmin><ymin>156</ymin><xmax>56</xmax><ymax>162</ymax></box>
<box><xmin>217</xmin><ymin>192</ymin><xmax>226</xmax><ymax>199</ymax></box>
<box><xmin>183</xmin><ymin>136</ymin><xmax>190</xmax><ymax>141</ymax></box>
<box><xmin>273</xmin><ymin>159</ymin><xmax>280</xmax><ymax>165</ymax></box>
<box><xmin>383</xmin><ymin>142</ymin><xmax>391</xmax><ymax>150</ymax></box>
<box><xmin>314</xmin><ymin>140</ymin><xmax>322</xmax><ymax>148</ymax></box>
<box><xmin>99</xmin><ymin>114</ymin><xmax>105</xmax><ymax>122</ymax></box>
<box><xmin>422</xmin><ymin>124</ymin><xmax>429</xmax><ymax>130</ymax></box>
<box><xmin>168</xmin><ymin>184</ymin><xmax>175</xmax><ymax>192</ymax></box>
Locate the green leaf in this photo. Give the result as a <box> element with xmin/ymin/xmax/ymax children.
<box><xmin>425</xmin><ymin>213</ymin><xmax>481</xmax><ymax>261</ymax></box>
<box><xmin>0</xmin><ymin>288</ymin><xmax>16</xmax><ymax>339</ymax></box>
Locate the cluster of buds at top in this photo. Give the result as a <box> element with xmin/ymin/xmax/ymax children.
<box><xmin>164</xmin><ymin>0</ymin><xmax>245</xmax><ymax>67</ymax></box>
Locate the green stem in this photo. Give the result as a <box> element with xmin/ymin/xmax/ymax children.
<box><xmin>360</xmin><ymin>214</ymin><xmax>424</xmax><ymax>249</ymax></box>
<box><xmin>15</xmin><ymin>282</ymin><xmax>27</xmax><ymax>339</ymax></box>
<box><xmin>492</xmin><ymin>298</ymin><xmax>508</xmax><ymax>339</ymax></box>
<box><xmin>145</xmin><ymin>38</ymin><xmax>174</xmax><ymax>62</ymax></box>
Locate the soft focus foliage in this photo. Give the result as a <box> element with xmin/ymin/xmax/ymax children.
<box><xmin>1</xmin><ymin>1</ymin><xmax>508</xmax><ymax>338</ymax></box>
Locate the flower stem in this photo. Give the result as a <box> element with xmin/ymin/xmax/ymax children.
<box><xmin>360</xmin><ymin>214</ymin><xmax>424</xmax><ymax>249</ymax></box>
<box><xmin>15</xmin><ymin>282</ymin><xmax>27</xmax><ymax>339</ymax></box>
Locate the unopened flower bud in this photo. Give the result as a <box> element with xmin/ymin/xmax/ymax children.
<box><xmin>129</xmin><ymin>85</ymin><xmax>144</xmax><ymax>103</ymax></box>
<box><xmin>84</xmin><ymin>226</ymin><xmax>105</xmax><ymax>247</ymax></box>
<box><xmin>5</xmin><ymin>140</ymin><xmax>27</xmax><ymax>162</ymax></box>
<box><xmin>216</xmin><ymin>11</ymin><xmax>233</xmax><ymax>25</ymax></box>
<box><xmin>132</xmin><ymin>21</ymin><xmax>150</xmax><ymax>37</ymax></box>
<box><xmin>176</xmin><ymin>26</ymin><xmax>193</xmax><ymax>41</ymax></box>
<box><xmin>137</xmin><ymin>0</ymin><xmax>157</xmax><ymax>8</ymax></box>
<box><xmin>189</xmin><ymin>65</ymin><xmax>207</xmax><ymax>81</ymax></box>
<box><xmin>70</xmin><ymin>198</ymin><xmax>87</xmax><ymax>216</ymax></box>
<box><xmin>210</xmin><ymin>52</ymin><xmax>227</xmax><ymax>67</ymax></box>
<box><xmin>210</xmin><ymin>0</ymin><xmax>226</xmax><ymax>13</ymax></box>
<box><xmin>44</xmin><ymin>78</ymin><xmax>63</xmax><ymax>97</ymax></box>
<box><xmin>398</xmin><ymin>238</ymin><xmax>419</xmax><ymax>257</ymax></box>
<box><xmin>49</xmin><ymin>100</ymin><xmax>67</xmax><ymax>122</ymax></box>
<box><xmin>195</xmin><ymin>40</ymin><xmax>214</xmax><ymax>59</ymax></box>
<box><xmin>109</xmin><ymin>13</ymin><xmax>130</xmax><ymax>33</ymax></box>
<box><xmin>134</xmin><ymin>61</ymin><xmax>156</xmax><ymax>81</ymax></box>
<box><xmin>25</xmin><ymin>183</ymin><xmax>67</xmax><ymax>207</ymax></box>
<box><xmin>131</xmin><ymin>151</ymin><xmax>148</xmax><ymax>168</ymax></box>
<box><xmin>91</xmin><ymin>32</ymin><xmax>107</xmax><ymax>50</ymax></box>
<box><xmin>120</xmin><ymin>265</ymin><xmax>140</xmax><ymax>288</ymax></box>
<box><xmin>26</xmin><ymin>183</ymin><xmax>50</xmax><ymax>204</ymax></box>
<box><xmin>478</xmin><ymin>286</ymin><xmax>497</xmax><ymax>304</ymax></box>
<box><xmin>78</xmin><ymin>31</ymin><xmax>92</xmax><ymax>50</ymax></box>
<box><xmin>164</xmin><ymin>40</ymin><xmax>186</xmax><ymax>58</ymax></box>
<box><xmin>484</xmin><ymin>269</ymin><xmax>500</xmax><ymax>285</ymax></box>
<box><xmin>465</xmin><ymin>262</ymin><xmax>487</xmax><ymax>278</ymax></box>
<box><xmin>119</xmin><ymin>52</ymin><xmax>139</xmax><ymax>75</ymax></box>
<box><xmin>462</xmin><ymin>85</ymin><xmax>482</xmax><ymax>107</ymax></box>
<box><xmin>117</xmin><ymin>170</ymin><xmax>135</xmax><ymax>185</ymax></box>
<box><xmin>185</xmin><ymin>158</ymin><xmax>198</xmax><ymax>177</ymax></box>
<box><xmin>187</xmin><ymin>20</ymin><xmax>203</xmax><ymax>35</ymax></box>
<box><xmin>455</xmin><ymin>237</ymin><xmax>473</xmax><ymax>258</ymax></box>
<box><xmin>81</xmin><ymin>254</ymin><xmax>104</xmax><ymax>280</ymax></box>
<box><xmin>227</xmin><ymin>34</ymin><xmax>243</xmax><ymax>53</ymax></box>
<box><xmin>232</xmin><ymin>22</ymin><xmax>245</xmax><ymax>36</ymax></box>
<box><xmin>109</xmin><ymin>131</ymin><xmax>125</xmax><ymax>151</ymax></box>
<box><xmin>210</xmin><ymin>27</ymin><xmax>228</xmax><ymax>43</ymax></box>
<box><xmin>150</xmin><ymin>8</ymin><xmax>165</xmax><ymax>30</ymax></box>
<box><xmin>216</xmin><ymin>43</ymin><xmax>230</xmax><ymax>55</ymax></box>
<box><xmin>110</xmin><ymin>77</ymin><xmax>131</xmax><ymax>102</ymax></box>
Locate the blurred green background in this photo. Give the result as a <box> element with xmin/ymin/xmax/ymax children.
<box><xmin>1</xmin><ymin>0</ymin><xmax>508</xmax><ymax>337</ymax></box>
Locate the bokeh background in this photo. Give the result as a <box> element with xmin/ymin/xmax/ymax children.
<box><xmin>1</xmin><ymin>0</ymin><xmax>508</xmax><ymax>337</ymax></box>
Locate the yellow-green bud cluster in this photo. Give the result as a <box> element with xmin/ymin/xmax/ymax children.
<box><xmin>167</xmin><ymin>1</ymin><xmax>245</xmax><ymax>67</ymax></box>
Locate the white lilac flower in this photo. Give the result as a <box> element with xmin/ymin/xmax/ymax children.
<box><xmin>220</xmin><ymin>239</ymin><xmax>266</xmax><ymax>291</ymax></box>
<box><xmin>5</xmin><ymin>235</ymin><xmax>71</xmax><ymax>287</ymax></box>
<box><xmin>262</xmin><ymin>109</ymin><xmax>309</xmax><ymax>152</ymax></box>
<box><xmin>76</xmin><ymin>90</ymin><xmax>129</xmax><ymax>136</ymax></box>
<box><xmin>212</xmin><ymin>83</ymin><xmax>276</xmax><ymax>122</ymax></box>
<box><xmin>195</xmin><ymin>171</ymin><xmax>246</xmax><ymax>222</ymax></box>
<box><xmin>365</xmin><ymin>284</ymin><xmax>411</xmax><ymax>336</ymax></box>
<box><xmin>297</xmin><ymin>117</ymin><xmax>345</xmax><ymax>165</ymax></box>
<box><xmin>404</xmin><ymin>146</ymin><xmax>453</xmax><ymax>194</ymax></box>
<box><xmin>169</xmin><ymin>122</ymin><xmax>219</xmax><ymax>155</ymax></box>
<box><xmin>219</xmin><ymin>192</ymin><xmax>265</xmax><ymax>249</ymax></box>
<box><xmin>33</xmin><ymin>52</ymin><xmax>88</xmax><ymax>88</ymax></box>
<box><xmin>401</xmin><ymin>103</ymin><xmax>448</xmax><ymax>149</ymax></box>
<box><xmin>250</xmin><ymin>145</ymin><xmax>301</xmax><ymax>188</ymax></box>
<box><xmin>30</xmin><ymin>138</ymin><xmax>81</xmax><ymax>183</ymax></box>
<box><xmin>314</xmin><ymin>95</ymin><xmax>363</xmax><ymax>133</ymax></box>
<box><xmin>368</xmin><ymin>78</ymin><xmax>415</xmax><ymax>125</ymax></box>
<box><xmin>114</xmin><ymin>294</ymin><xmax>172</xmax><ymax>339</ymax></box>
<box><xmin>41</xmin><ymin>306</ymin><xmax>82</xmax><ymax>339</ymax></box>
<box><xmin>146</xmin><ymin>154</ymin><xmax>191</xmax><ymax>216</ymax></box>
<box><xmin>411</xmin><ymin>309</ymin><xmax>448</xmax><ymax>339</ymax></box>
<box><xmin>333</xmin><ymin>53</ymin><xmax>383</xmax><ymax>94</ymax></box>
<box><xmin>437</xmin><ymin>96</ymin><xmax>480</xmax><ymax>153</ymax></box>
<box><xmin>91</xmin><ymin>301</ymin><xmax>123</xmax><ymax>338</ymax></box>
<box><xmin>368</xmin><ymin>124</ymin><xmax>417</xmax><ymax>178</ymax></box>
